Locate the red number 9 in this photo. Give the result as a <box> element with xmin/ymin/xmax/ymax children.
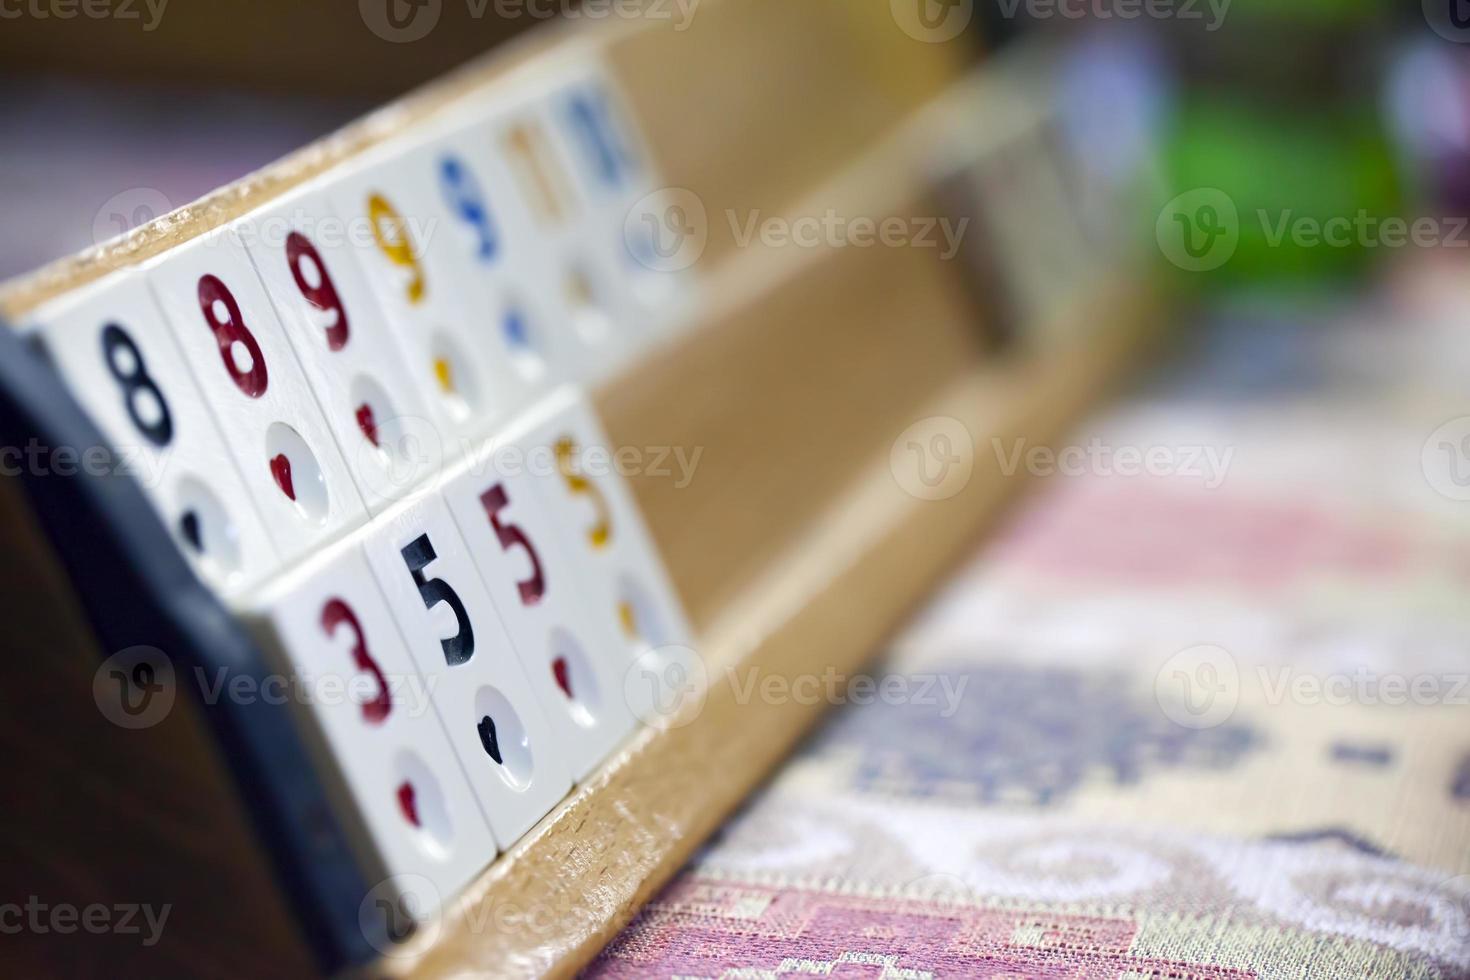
<box><xmin>286</xmin><ymin>232</ymin><xmax>349</xmax><ymax>351</ymax></box>
<box><xmin>197</xmin><ymin>274</ymin><xmax>268</xmax><ymax>398</ymax></box>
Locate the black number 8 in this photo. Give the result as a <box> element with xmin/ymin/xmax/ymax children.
<box><xmin>101</xmin><ymin>323</ymin><xmax>173</xmax><ymax>447</ymax></box>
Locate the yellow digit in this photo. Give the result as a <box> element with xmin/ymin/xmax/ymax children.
<box><xmin>618</xmin><ymin>600</ymin><xmax>640</xmax><ymax>641</ymax></box>
<box><xmin>555</xmin><ymin>436</ymin><xmax>611</xmax><ymax>550</ymax></box>
<box><xmin>367</xmin><ymin>193</ymin><xmax>425</xmax><ymax>304</ymax></box>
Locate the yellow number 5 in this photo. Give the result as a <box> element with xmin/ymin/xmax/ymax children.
<box><xmin>555</xmin><ymin>437</ymin><xmax>610</xmax><ymax>550</ymax></box>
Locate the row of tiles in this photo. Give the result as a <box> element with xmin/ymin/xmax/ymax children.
<box><xmin>26</xmin><ymin>54</ymin><xmax>696</xmax><ymax>599</ymax></box>
<box><xmin>247</xmin><ymin>386</ymin><xmax>692</xmax><ymax>937</ymax></box>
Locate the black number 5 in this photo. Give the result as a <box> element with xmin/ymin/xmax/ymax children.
<box><xmin>400</xmin><ymin>533</ymin><xmax>474</xmax><ymax>666</ymax></box>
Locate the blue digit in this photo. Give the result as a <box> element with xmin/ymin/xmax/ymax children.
<box><xmin>439</xmin><ymin>155</ymin><xmax>497</xmax><ymax>261</ymax></box>
<box><xmin>567</xmin><ymin>90</ymin><xmax>636</xmax><ymax>190</ymax></box>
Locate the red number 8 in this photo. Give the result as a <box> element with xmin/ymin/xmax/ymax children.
<box><xmin>198</xmin><ymin>274</ymin><xmax>268</xmax><ymax>397</ymax></box>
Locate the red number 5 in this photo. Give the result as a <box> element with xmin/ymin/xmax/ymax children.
<box><xmin>198</xmin><ymin>274</ymin><xmax>268</xmax><ymax>397</ymax></box>
<box><xmin>481</xmin><ymin>484</ymin><xmax>545</xmax><ymax>606</ymax></box>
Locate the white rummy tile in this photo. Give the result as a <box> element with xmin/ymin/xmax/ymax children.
<box><xmin>539</xmin><ymin>63</ymin><xmax>699</xmax><ymax>341</ymax></box>
<box><xmin>361</xmin><ymin>490</ymin><xmax>572</xmax><ymax>846</ymax></box>
<box><xmin>29</xmin><ymin>271</ymin><xmax>278</xmax><ymax>594</ymax></box>
<box><xmin>326</xmin><ymin>142</ymin><xmax>533</xmax><ymax>441</ymax></box>
<box><xmin>497</xmin><ymin>387</ymin><xmax>694</xmax><ymax>724</ymax></box>
<box><xmin>479</xmin><ymin>87</ymin><xmax>648</xmax><ymax>382</ymax></box>
<box><xmin>237</xmin><ymin>184</ymin><xmax>445</xmax><ymax>513</ymax></box>
<box><xmin>242</xmin><ymin>541</ymin><xmax>497</xmax><ymax>920</ymax></box>
<box><xmin>441</xmin><ymin>442</ymin><xmax>637</xmax><ymax>780</ymax></box>
<box><xmin>145</xmin><ymin>226</ymin><xmax>367</xmax><ymax>563</ymax></box>
<box><xmin>407</xmin><ymin>120</ymin><xmax>581</xmax><ymax>394</ymax></box>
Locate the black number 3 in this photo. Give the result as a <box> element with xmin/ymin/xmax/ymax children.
<box><xmin>400</xmin><ymin>533</ymin><xmax>474</xmax><ymax>666</ymax></box>
<box><xmin>101</xmin><ymin>323</ymin><xmax>173</xmax><ymax>447</ymax></box>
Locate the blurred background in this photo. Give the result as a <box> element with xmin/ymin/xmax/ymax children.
<box><xmin>1</xmin><ymin>1</ymin><xmax>1465</xmax><ymax>291</ymax></box>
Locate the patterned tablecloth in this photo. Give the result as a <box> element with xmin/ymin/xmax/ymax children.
<box><xmin>588</xmin><ymin>269</ymin><xmax>1470</xmax><ymax>978</ymax></box>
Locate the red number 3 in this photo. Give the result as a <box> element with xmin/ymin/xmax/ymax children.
<box><xmin>198</xmin><ymin>274</ymin><xmax>268</xmax><ymax>397</ymax></box>
<box><xmin>321</xmin><ymin>598</ymin><xmax>391</xmax><ymax>724</ymax></box>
